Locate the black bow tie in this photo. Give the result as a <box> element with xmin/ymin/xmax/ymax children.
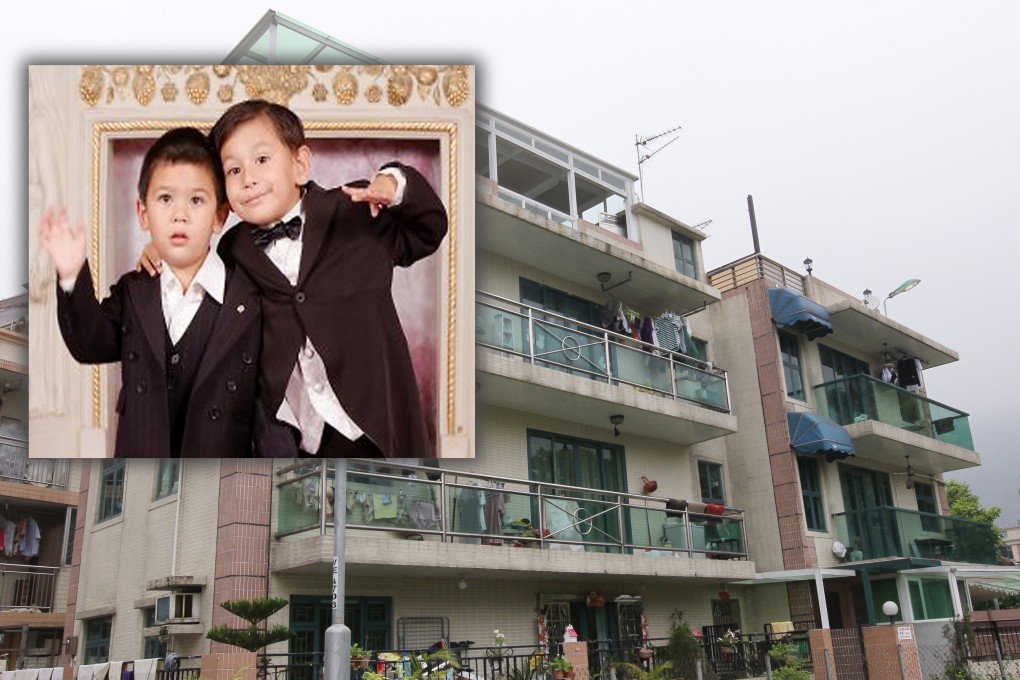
<box><xmin>252</xmin><ymin>215</ymin><xmax>302</xmax><ymax>250</ymax></box>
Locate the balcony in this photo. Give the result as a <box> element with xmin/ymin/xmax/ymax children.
<box><xmin>0</xmin><ymin>564</ymin><xmax>58</xmax><ymax>611</ymax></box>
<box><xmin>274</xmin><ymin>461</ymin><xmax>752</xmax><ymax>578</ymax></box>
<box><xmin>0</xmin><ymin>441</ymin><xmax>69</xmax><ymax>487</ymax></box>
<box><xmin>833</xmin><ymin>506</ymin><xmax>999</xmax><ymax>565</ymax></box>
<box><xmin>476</xmin><ymin>292</ymin><xmax>737</xmax><ymax>445</ymax></box>
<box><xmin>813</xmin><ymin>374</ymin><xmax>978</xmax><ymax>473</ymax></box>
<box><xmin>825</xmin><ymin>298</ymin><xmax>958</xmax><ymax>369</ymax></box>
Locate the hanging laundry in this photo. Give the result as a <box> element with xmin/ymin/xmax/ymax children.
<box><xmin>680</xmin><ymin>315</ymin><xmax>700</xmax><ymax>359</ymax></box>
<box><xmin>897</xmin><ymin>357</ymin><xmax>921</xmax><ymax>388</ymax></box>
<box><xmin>654</xmin><ymin>312</ymin><xmax>683</xmax><ymax>353</ymax></box>
<box><xmin>19</xmin><ymin>516</ymin><xmax>41</xmax><ymax>558</ymax></box>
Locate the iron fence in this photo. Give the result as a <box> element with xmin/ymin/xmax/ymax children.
<box><xmin>916</xmin><ymin>621</ymin><xmax>1020</xmax><ymax>680</ymax></box>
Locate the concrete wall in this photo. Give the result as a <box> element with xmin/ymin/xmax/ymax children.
<box><xmin>74</xmin><ymin>458</ymin><xmax>222</xmax><ymax>660</ymax></box>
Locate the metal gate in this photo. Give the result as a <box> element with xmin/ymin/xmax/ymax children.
<box><xmin>830</xmin><ymin>627</ymin><xmax>869</xmax><ymax>680</ymax></box>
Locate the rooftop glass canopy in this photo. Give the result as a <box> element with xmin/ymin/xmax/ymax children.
<box><xmin>224</xmin><ymin>10</ymin><xmax>382</xmax><ymax>65</ymax></box>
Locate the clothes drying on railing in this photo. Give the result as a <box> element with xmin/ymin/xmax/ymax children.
<box><xmin>458</xmin><ymin>484</ymin><xmax>486</xmax><ymax>544</ymax></box>
<box><xmin>0</xmin><ymin>513</ymin><xmax>40</xmax><ymax>558</ymax></box>
<box><xmin>76</xmin><ymin>663</ymin><xmax>110</xmax><ymax>680</ymax></box>
<box><xmin>897</xmin><ymin>357</ymin><xmax>925</xmax><ymax>391</ymax></box>
<box><xmin>482</xmin><ymin>484</ymin><xmax>507</xmax><ymax>545</ymax></box>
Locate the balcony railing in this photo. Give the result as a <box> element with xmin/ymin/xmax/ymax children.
<box><xmin>0</xmin><ymin>564</ymin><xmax>59</xmax><ymax>611</ymax></box>
<box><xmin>813</xmin><ymin>374</ymin><xmax>973</xmax><ymax>450</ymax></box>
<box><xmin>275</xmin><ymin>460</ymin><xmax>747</xmax><ymax>560</ymax></box>
<box><xmin>832</xmin><ymin>506</ymin><xmax>998</xmax><ymax>565</ymax></box>
<box><xmin>0</xmin><ymin>441</ymin><xmax>69</xmax><ymax>488</ymax></box>
<box><xmin>708</xmin><ymin>254</ymin><xmax>806</xmax><ymax>295</ymax></box>
<box><xmin>476</xmin><ymin>291</ymin><xmax>730</xmax><ymax>412</ymax></box>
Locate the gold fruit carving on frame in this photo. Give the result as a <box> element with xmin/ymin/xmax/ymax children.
<box><xmin>78</xmin><ymin>65</ymin><xmax>471</xmax><ymax>108</ymax></box>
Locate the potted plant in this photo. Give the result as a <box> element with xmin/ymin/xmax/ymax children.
<box><xmin>351</xmin><ymin>643</ymin><xmax>373</xmax><ymax>668</ymax></box>
<box><xmin>549</xmin><ymin>656</ymin><xmax>573</xmax><ymax>680</ymax></box>
<box><xmin>717</xmin><ymin>629</ymin><xmax>739</xmax><ymax>659</ymax></box>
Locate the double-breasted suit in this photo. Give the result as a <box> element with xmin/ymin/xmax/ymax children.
<box><xmin>218</xmin><ymin>163</ymin><xmax>448</xmax><ymax>459</ymax></box>
<box><xmin>56</xmin><ymin>261</ymin><xmax>263</xmax><ymax>457</ymax></box>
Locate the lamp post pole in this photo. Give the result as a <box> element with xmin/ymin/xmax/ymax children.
<box><xmin>324</xmin><ymin>459</ymin><xmax>351</xmax><ymax>680</ymax></box>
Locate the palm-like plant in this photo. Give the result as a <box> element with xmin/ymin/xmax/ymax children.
<box><xmin>206</xmin><ymin>597</ymin><xmax>295</xmax><ymax>653</ymax></box>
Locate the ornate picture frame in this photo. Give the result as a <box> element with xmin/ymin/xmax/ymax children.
<box><xmin>28</xmin><ymin>65</ymin><xmax>475</xmax><ymax>458</ymax></box>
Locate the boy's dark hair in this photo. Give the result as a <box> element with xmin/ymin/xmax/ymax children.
<box><xmin>209</xmin><ymin>99</ymin><xmax>306</xmax><ymax>154</ymax></box>
<box><xmin>138</xmin><ymin>127</ymin><xmax>227</xmax><ymax>207</ymax></box>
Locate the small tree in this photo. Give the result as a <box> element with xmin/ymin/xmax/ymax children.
<box><xmin>654</xmin><ymin>610</ymin><xmax>701</xmax><ymax>679</ymax></box>
<box><xmin>206</xmin><ymin>597</ymin><xmax>295</xmax><ymax>653</ymax></box>
<box><xmin>767</xmin><ymin>643</ymin><xmax>811</xmax><ymax>680</ymax></box>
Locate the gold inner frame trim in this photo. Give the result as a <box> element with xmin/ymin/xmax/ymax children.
<box><xmin>89</xmin><ymin>119</ymin><xmax>460</xmax><ymax>439</ymax></box>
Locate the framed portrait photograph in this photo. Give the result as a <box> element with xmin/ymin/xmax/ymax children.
<box><xmin>28</xmin><ymin>65</ymin><xmax>475</xmax><ymax>459</ymax></box>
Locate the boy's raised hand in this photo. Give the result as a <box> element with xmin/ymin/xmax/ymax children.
<box><xmin>38</xmin><ymin>208</ymin><xmax>87</xmax><ymax>281</ymax></box>
<box><xmin>343</xmin><ymin>173</ymin><xmax>398</xmax><ymax>218</ymax></box>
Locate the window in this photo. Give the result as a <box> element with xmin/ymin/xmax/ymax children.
<box><xmin>527</xmin><ymin>431</ymin><xmax>628</xmax><ymax>549</ymax></box>
<box><xmin>672</xmin><ymin>232</ymin><xmax>697</xmax><ymax>278</ymax></box>
<box><xmin>83</xmin><ymin>616</ymin><xmax>112</xmax><ymax>664</ymax></box>
<box><xmin>141</xmin><ymin>607</ymin><xmax>167</xmax><ymax>659</ymax></box>
<box><xmin>914</xmin><ymin>482</ymin><xmax>941</xmax><ymax>532</ymax></box>
<box><xmin>62</xmin><ymin>507</ymin><xmax>77</xmax><ymax>566</ymax></box>
<box><xmin>819</xmin><ymin>345</ymin><xmax>873</xmax><ymax>422</ymax></box>
<box><xmin>698</xmin><ymin>461</ymin><xmax>725</xmax><ymax>504</ymax></box>
<box><xmin>798</xmin><ymin>457</ymin><xmax>826</xmax><ymax>531</ymax></box>
<box><xmin>154</xmin><ymin>459</ymin><xmax>180</xmax><ymax>500</ymax></box>
<box><xmin>778</xmin><ymin>331</ymin><xmax>804</xmax><ymax>400</ymax></box>
<box><xmin>96</xmin><ymin>460</ymin><xmax>126</xmax><ymax>523</ymax></box>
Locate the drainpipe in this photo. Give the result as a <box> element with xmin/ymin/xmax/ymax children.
<box><xmin>171</xmin><ymin>460</ymin><xmax>184</xmax><ymax>576</ymax></box>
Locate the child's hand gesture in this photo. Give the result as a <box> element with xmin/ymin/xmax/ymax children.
<box><xmin>343</xmin><ymin>173</ymin><xmax>398</xmax><ymax>218</ymax></box>
<box><xmin>38</xmin><ymin>208</ymin><xmax>87</xmax><ymax>281</ymax></box>
<box><xmin>136</xmin><ymin>241</ymin><xmax>163</xmax><ymax>277</ymax></box>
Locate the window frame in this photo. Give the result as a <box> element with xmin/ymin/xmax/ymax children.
<box><xmin>778</xmin><ymin>330</ymin><xmax>805</xmax><ymax>401</ymax></box>
<box><xmin>96</xmin><ymin>459</ymin><xmax>126</xmax><ymax>523</ymax></box>
<box><xmin>914</xmin><ymin>482</ymin><xmax>941</xmax><ymax>533</ymax></box>
<box><xmin>83</xmin><ymin>616</ymin><xmax>113</xmax><ymax>664</ymax></box>
<box><xmin>698</xmin><ymin>460</ymin><xmax>725</xmax><ymax>505</ymax></box>
<box><xmin>671</xmin><ymin>231</ymin><xmax>698</xmax><ymax>279</ymax></box>
<box><xmin>154</xmin><ymin>459</ymin><xmax>180</xmax><ymax>501</ymax></box>
<box><xmin>798</xmin><ymin>456</ymin><xmax>826</xmax><ymax>531</ymax></box>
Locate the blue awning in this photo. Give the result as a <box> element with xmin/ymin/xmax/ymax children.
<box><xmin>787</xmin><ymin>411</ymin><xmax>855</xmax><ymax>462</ymax></box>
<box><xmin>768</xmin><ymin>287</ymin><xmax>833</xmax><ymax>340</ymax></box>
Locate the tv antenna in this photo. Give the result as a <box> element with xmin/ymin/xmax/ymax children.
<box><xmin>691</xmin><ymin>219</ymin><xmax>713</xmax><ymax>232</ymax></box>
<box><xmin>635</xmin><ymin>125</ymin><xmax>682</xmax><ymax>202</ymax></box>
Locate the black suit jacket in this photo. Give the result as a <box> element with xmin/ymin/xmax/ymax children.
<box><xmin>218</xmin><ymin>163</ymin><xmax>448</xmax><ymax>458</ymax></box>
<box><xmin>56</xmin><ymin>260</ymin><xmax>263</xmax><ymax>457</ymax></box>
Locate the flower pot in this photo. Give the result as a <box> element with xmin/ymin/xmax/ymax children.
<box><xmin>553</xmin><ymin>671</ymin><xmax>565</xmax><ymax>680</ymax></box>
<box><xmin>637</xmin><ymin>647</ymin><xmax>653</xmax><ymax>661</ymax></box>
<box><xmin>720</xmin><ymin>647</ymin><xmax>734</xmax><ymax>660</ymax></box>
<box><xmin>566</xmin><ymin>670</ymin><xmax>575</xmax><ymax>679</ymax></box>
<box><xmin>352</xmin><ymin>658</ymin><xmax>369</xmax><ymax>668</ymax></box>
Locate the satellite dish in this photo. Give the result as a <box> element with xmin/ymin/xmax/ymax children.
<box><xmin>863</xmin><ymin>292</ymin><xmax>880</xmax><ymax>309</ymax></box>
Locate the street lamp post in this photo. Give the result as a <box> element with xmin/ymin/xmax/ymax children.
<box><xmin>883</xmin><ymin>278</ymin><xmax>921</xmax><ymax>316</ymax></box>
<box><xmin>324</xmin><ymin>459</ymin><xmax>351</xmax><ymax>680</ymax></box>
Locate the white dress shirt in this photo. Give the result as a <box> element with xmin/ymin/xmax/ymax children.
<box><xmin>267</xmin><ymin>168</ymin><xmax>406</xmax><ymax>454</ymax></box>
<box><xmin>161</xmin><ymin>251</ymin><xmax>225</xmax><ymax>344</ymax></box>
<box><xmin>60</xmin><ymin>251</ymin><xmax>225</xmax><ymax>345</ymax></box>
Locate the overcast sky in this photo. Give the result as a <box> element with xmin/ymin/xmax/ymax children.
<box><xmin>8</xmin><ymin>2</ymin><xmax>1019</xmax><ymax>524</ymax></box>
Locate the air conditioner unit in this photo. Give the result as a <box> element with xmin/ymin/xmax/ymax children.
<box><xmin>154</xmin><ymin>593</ymin><xmax>201</xmax><ymax>624</ymax></box>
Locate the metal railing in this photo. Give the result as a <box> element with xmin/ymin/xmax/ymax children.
<box><xmin>276</xmin><ymin>460</ymin><xmax>747</xmax><ymax>560</ymax></box>
<box><xmin>832</xmin><ymin>506</ymin><xmax>998</xmax><ymax>565</ymax></box>
<box><xmin>476</xmin><ymin>291</ymin><xmax>730</xmax><ymax>412</ymax></box>
<box><xmin>255</xmin><ymin>634</ymin><xmax>813</xmax><ymax>680</ymax></box>
<box><xmin>813</xmin><ymin>373</ymin><xmax>974</xmax><ymax>450</ymax></box>
<box><xmin>0</xmin><ymin>442</ymin><xmax>69</xmax><ymax>487</ymax></box>
<box><xmin>0</xmin><ymin>564</ymin><xmax>59</xmax><ymax>611</ymax></box>
<box><xmin>708</xmin><ymin>254</ymin><xmax>806</xmax><ymax>295</ymax></box>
